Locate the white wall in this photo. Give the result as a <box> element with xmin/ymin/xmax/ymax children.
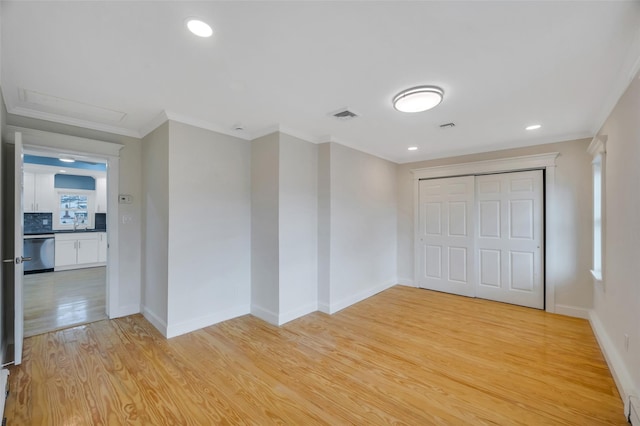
<box><xmin>250</xmin><ymin>132</ymin><xmax>280</xmax><ymax>321</ymax></box>
<box><xmin>141</xmin><ymin>121</ymin><xmax>169</xmax><ymax>331</ymax></box>
<box><xmin>278</xmin><ymin>133</ymin><xmax>318</xmax><ymax>323</ymax></box>
<box><xmin>5</xmin><ymin>113</ymin><xmax>143</xmax><ymax>319</ymax></box>
<box><xmin>317</xmin><ymin>143</ymin><xmax>331</xmax><ymax>311</ymax></box>
<box><xmin>397</xmin><ymin>138</ymin><xmax>593</xmax><ymax>312</ymax></box>
<box><xmin>321</xmin><ymin>142</ymin><xmax>398</xmax><ymax>313</ymax></box>
<box><xmin>166</xmin><ymin>121</ymin><xmax>251</xmax><ymax>337</ymax></box>
<box><xmin>592</xmin><ymin>71</ymin><xmax>640</xmax><ymax>411</ymax></box>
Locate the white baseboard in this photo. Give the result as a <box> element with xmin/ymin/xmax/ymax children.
<box><xmin>0</xmin><ymin>369</ymin><xmax>9</xmax><ymax>421</ymax></box>
<box><xmin>631</xmin><ymin>396</ymin><xmax>640</xmax><ymax>425</ymax></box>
<box><xmin>166</xmin><ymin>304</ymin><xmax>250</xmax><ymax>338</ymax></box>
<box><xmin>142</xmin><ymin>306</ymin><xmax>168</xmax><ymax>337</ymax></box>
<box><xmin>278</xmin><ymin>301</ymin><xmax>318</xmax><ymax>325</ymax></box>
<box><xmin>554</xmin><ymin>304</ymin><xmax>590</xmax><ymax>319</ymax></box>
<box><xmin>251</xmin><ymin>304</ymin><xmax>279</xmax><ymax>326</ymax></box>
<box><xmin>318</xmin><ymin>302</ymin><xmax>330</xmax><ymax>314</ymax></box>
<box><xmin>589</xmin><ymin>310</ymin><xmax>638</xmax><ymax>419</ymax></box>
<box><xmin>114</xmin><ymin>303</ymin><xmax>140</xmax><ymax>319</ymax></box>
<box><xmin>397</xmin><ymin>278</ymin><xmax>416</xmax><ymax>287</ymax></box>
<box><xmin>328</xmin><ymin>279</ymin><xmax>396</xmax><ymax>314</ymax></box>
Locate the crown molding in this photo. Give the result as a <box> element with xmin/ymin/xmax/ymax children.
<box><xmin>7</xmin><ymin>106</ymin><xmax>141</xmax><ymax>138</ymax></box>
<box><xmin>588</xmin><ymin>134</ymin><xmax>607</xmax><ymax>157</ymax></box>
<box><xmin>139</xmin><ymin>110</ymin><xmax>169</xmax><ymax>138</ymax></box>
<box><xmin>164</xmin><ymin>110</ymin><xmax>252</xmax><ymax>140</ymax></box>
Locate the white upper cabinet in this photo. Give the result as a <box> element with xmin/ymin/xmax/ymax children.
<box><xmin>24</xmin><ymin>172</ymin><xmax>55</xmax><ymax>212</ymax></box>
<box><xmin>96</xmin><ymin>176</ymin><xmax>107</xmax><ymax>213</ymax></box>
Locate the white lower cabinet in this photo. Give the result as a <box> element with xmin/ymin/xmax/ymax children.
<box><xmin>55</xmin><ymin>232</ymin><xmax>106</xmax><ymax>271</ymax></box>
<box><xmin>98</xmin><ymin>232</ymin><xmax>107</xmax><ymax>263</ymax></box>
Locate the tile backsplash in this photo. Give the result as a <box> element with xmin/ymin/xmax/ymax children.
<box><xmin>24</xmin><ymin>212</ymin><xmax>53</xmax><ymax>234</ymax></box>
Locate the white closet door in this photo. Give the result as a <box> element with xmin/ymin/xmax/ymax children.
<box><xmin>476</xmin><ymin>170</ymin><xmax>544</xmax><ymax>309</ymax></box>
<box><xmin>417</xmin><ymin>176</ymin><xmax>475</xmax><ymax>297</ymax></box>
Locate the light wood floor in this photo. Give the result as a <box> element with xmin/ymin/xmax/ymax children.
<box><xmin>6</xmin><ymin>286</ymin><xmax>625</xmax><ymax>424</ymax></box>
<box><xmin>23</xmin><ymin>266</ymin><xmax>107</xmax><ymax>337</ymax></box>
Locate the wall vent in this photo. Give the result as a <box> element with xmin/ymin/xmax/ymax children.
<box><xmin>330</xmin><ymin>108</ymin><xmax>359</xmax><ymax>120</ymax></box>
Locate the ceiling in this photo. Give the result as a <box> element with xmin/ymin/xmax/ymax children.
<box><xmin>2</xmin><ymin>1</ymin><xmax>640</xmax><ymax>164</ymax></box>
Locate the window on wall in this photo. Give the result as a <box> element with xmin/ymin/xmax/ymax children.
<box><xmin>59</xmin><ymin>193</ymin><xmax>90</xmax><ymax>227</ymax></box>
<box><xmin>588</xmin><ymin>136</ymin><xmax>606</xmax><ymax>283</ymax></box>
<box><xmin>592</xmin><ymin>157</ymin><xmax>602</xmax><ymax>279</ymax></box>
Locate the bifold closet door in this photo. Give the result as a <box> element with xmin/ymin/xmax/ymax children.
<box><xmin>476</xmin><ymin>170</ymin><xmax>544</xmax><ymax>309</ymax></box>
<box><xmin>416</xmin><ymin>176</ymin><xmax>475</xmax><ymax>297</ymax></box>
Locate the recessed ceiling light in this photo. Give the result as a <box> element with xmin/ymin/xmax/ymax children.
<box><xmin>186</xmin><ymin>19</ymin><xmax>213</xmax><ymax>38</ymax></box>
<box><xmin>526</xmin><ymin>124</ymin><xmax>542</xmax><ymax>130</ymax></box>
<box><xmin>59</xmin><ymin>157</ymin><xmax>75</xmax><ymax>163</ymax></box>
<box><xmin>59</xmin><ymin>170</ymin><xmax>67</xmax><ymax>173</ymax></box>
<box><xmin>393</xmin><ymin>86</ymin><xmax>444</xmax><ymax>113</ymax></box>
<box><xmin>408</xmin><ymin>146</ymin><xmax>418</xmax><ymax>151</ymax></box>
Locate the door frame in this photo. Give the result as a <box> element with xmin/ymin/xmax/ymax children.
<box><xmin>5</xmin><ymin>125</ymin><xmax>123</xmax><ymax>318</ymax></box>
<box><xmin>411</xmin><ymin>152</ymin><xmax>559</xmax><ymax>313</ymax></box>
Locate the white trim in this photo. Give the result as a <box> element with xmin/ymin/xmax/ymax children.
<box><xmin>554</xmin><ymin>304</ymin><xmax>590</xmax><ymax>319</ymax></box>
<box><xmin>318</xmin><ymin>302</ymin><xmax>330</xmax><ymax>314</ymax></box>
<box><xmin>631</xmin><ymin>396</ymin><xmax>640</xmax><ymax>425</ymax></box>
<box><xmin>164</xmin><ymin>111</ymin><xmax>252</xmax><ymax>141</ymax></box>
<box><xmin>8</xmin><ymin>126</ymin><xmax>123</xmax><ymax>319</ymax></box>
<box><xmin>278</xmin><ymin>302</ymin><xmax>318</xmax><ymax>325</ymax></box>
<box><xmin>5</xmin><ymin>125</ymin><xmax>124</xmax><ymax>156</ymax></box>
<box><xmin>397</xmin><ymin>278</ymin><xmax>416</xmax><ymax>287</ymax></box>
<box><xmin>0</xmin><ymin>369</ymin><xmax>9</xmax><ymax>420</ymax></box>
<box><xmin>7</xmin><ymin>106</ymin><xmax>140</xmax><ymax>138</ymax></box>
<box><xmin>116</xmin><ymin>303</ymin><xmax>140</xmax><ymax>318</ymax></box>
<box><xmin>251</xmin><ymin>304</ymin><xmax>279</xmax><ymax>326</ymax></box>
<box><xmin>166</xmin><ymin>304</ymin><xmax>250</xmax><ymax>338</ymax></box>
<box><xmin>410</xmin><ymin>152</ymin><xmax>559</xmax><ymax>180</ymax></box>
<box><xmin>327</xmin><ymin>280</ymin><xmax>396</xmax><ymax>314</ymax></box>
<box><xmin>139</xmin><ymin>110</ymin><xmax>170</xmax><ymax>138</ymax></box>
<box><xmin>411</xmin><ymin>153</ymin><xmax>559</xmax><ymax>313</ymax></box>
<box><xmin>589</xmin><ymin>310</ymin><xmax>638</xmax><ymax>419</ymax></box>
<box><xmin>142</xmin><ymin>306</ymin><xmax>168</xmax><ymax>337</ymax></box>
<box><xmin>588</xmin><ymin>135</ymin><xmax>607</xmax><ymax>157</ymax></box>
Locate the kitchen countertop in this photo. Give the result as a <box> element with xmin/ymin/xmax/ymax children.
<box><xmin>24</xmin><ymin>229</ymin><xmax>106</xmax><ymax>236</ymax></box>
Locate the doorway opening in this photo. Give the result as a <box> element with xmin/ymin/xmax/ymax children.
<box><xmin>22</xmin><ymin>152</ymin><xmax>109</xmax><ymax>336</ymax></box>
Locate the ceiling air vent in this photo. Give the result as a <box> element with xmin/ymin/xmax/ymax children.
<box><xmin>330</xmin><ymin>108</ymin><xmax>359</xmax><ymax>120</ymax></box>
<box><xmin>439</xmin><ymin>122</ymin><xmax>456</xmax><ymax>128</ymax></box>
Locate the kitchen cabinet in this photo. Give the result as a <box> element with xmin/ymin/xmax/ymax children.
<box><xmin>96</xmin><ymin>177</ymin><xmax>107</xmax><ymax>213</ymax></box>
<box><xmin>98</xmin><ymin>232</ymin><xmax>107</xmax><ymax>262</ymax></box>
<box><xmin>54</xmin><ymin>232</ymin><xmax>104</xmax><ymax>270</ymax></box>
<box><xmin>24</xmin><ymin>172</ymin><xmax>55</xmax><ymax>212</ymax></box>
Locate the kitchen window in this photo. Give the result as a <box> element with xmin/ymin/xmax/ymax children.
<box><xmin>59</xmin><ymin>193</ymin><xmax>90</xmax><ymax>227</ymax></box>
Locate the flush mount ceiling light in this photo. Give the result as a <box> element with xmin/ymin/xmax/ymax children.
<box><xmin>408</xmin><ymin>146</ymin><xmax>418</xmax><ymax>151</ymax></box>
<box><xmin>526</xmin><ymin>124</ymin><xmax>542</xmax><ymax>130</ymax></box>
<box><xmin>186</xmin><ymin>19</ymin><xmax>213</xmax><ymax>38</ymax></box>
<box><xmin>59</xmin><ymin>157</ymin><xmax>75</xmax><ymax>163</ymax></box>
<box><xmin>393</xmin><ymin>86</ymin><xmax>444</xmax><ymax>113</ymax></box>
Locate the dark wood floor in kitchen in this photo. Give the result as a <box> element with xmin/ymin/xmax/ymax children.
<box><xmin>6</xmin><ymin>285</ymin><xmax>625</xmax><ymax>424</ymax></box>
<box><xmin>23</xmin><ymin>266</ymin><xmax>107</xmax><ymax>337</ymax></box>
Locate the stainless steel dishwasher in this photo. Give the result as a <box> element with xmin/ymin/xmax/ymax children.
<box><xmin>23</xmin><ymin>234</ymin><xmax>55</xmax><ymax>274</ymax></box>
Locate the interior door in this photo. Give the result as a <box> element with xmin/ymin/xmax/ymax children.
<box><xmin>416</xmin><ymin>176</ymin><xmax>475</xmax><ymax>297</ymax></box>
<box><xmin>1</xmin><ymin>132</ymin><xmax>25</xmax><ymax>365</ymax></box>
<box><xmin>476</xmin><ymin>170</ymin><xmax>544</xmax><ymax>309</ymax></box>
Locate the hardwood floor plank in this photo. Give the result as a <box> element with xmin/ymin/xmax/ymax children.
<box><xmin>7</xmin><ymin>286</ymin><xmax>626</xmax><ymax>425</ymax></box>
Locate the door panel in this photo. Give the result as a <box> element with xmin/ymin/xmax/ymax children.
<box><xmin>417</xmin><ymin>176</ymin><xmax>475</xmax><ymax>297</ymax></box>
<box><xmin>476</xmin><ymin>170</ymin><xmax>543</xmax><ymax>309</ymax></box>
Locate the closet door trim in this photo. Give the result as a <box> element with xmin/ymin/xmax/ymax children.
<box><xmin>411</xmin><ymin>152</ymin><xmax>559</xmax><ymax>313</ymax></box>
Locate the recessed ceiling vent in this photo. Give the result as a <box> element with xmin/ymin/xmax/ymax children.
<box><xmin>439</xmin><ymin>122</ymin><xmax>456</xmax><ymax>128</ymax></box>
<box><xmin>330</xmin><ymin>108</ymin><xmax>359</xmax><ymax>120</ymax></box>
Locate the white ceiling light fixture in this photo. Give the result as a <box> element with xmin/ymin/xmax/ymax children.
<box><xmin>393</xmin><ymin>86</ymin><xmax>444</xmax><ymax>113</ymax></box>
<box><xmin>408</xmin><ymin>146</ymin><xmax>418</xmax><ymax>151</ymax></box>
<box><xmin>526</xmin><ymin>124</ymin><xmax>542</xmax><ymax>130</ymax></box>
<box><xmin>59</xmin><ymin>157</ymin><xmax>75</xmax><ymax>163</ymax></box>
<box><xmin>186</xmin><ymin>18</ymin><xmax>213</xmax><ymax>38</ymax></box>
